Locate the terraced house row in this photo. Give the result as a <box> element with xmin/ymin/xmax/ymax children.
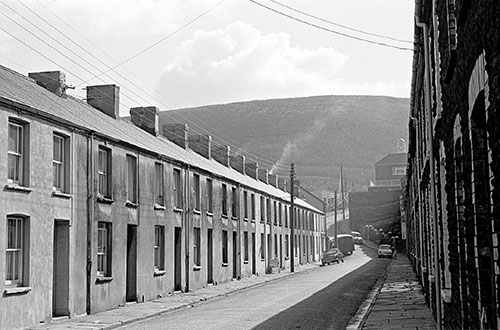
<box><xmin>406</xmin><ymin>0</ymin><xmax>500</xmax><ymax>329</ymax></box>
<box><xmin>0</xmin><ymin>65</ymin><xmax>326</xmax><ymax>330</ymax></box>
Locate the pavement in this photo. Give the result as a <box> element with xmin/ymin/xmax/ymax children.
<box><xmin>348</xmin><ymin>241</ymin><xmax>437</xmax><ymax>330</ymax></box>
<box><xmin>29</xmin><ymin>243</ymin><xmax>436</xmax><ymax>330</ymax></box>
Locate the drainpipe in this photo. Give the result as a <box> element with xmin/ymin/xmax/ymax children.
<box><xmin>415</xmin><ymin>1</ymin><xmax>442</xmax><ymax>328</ymax></box>
<box><xmin>86</xmin><ymin>132</ymin><xmax>94</xmax><ymax>315</ymax></box>
<box><xmin>184</xmin><ymin>165</ymin><xmax>190</xmax><ymax>292</ymax></box>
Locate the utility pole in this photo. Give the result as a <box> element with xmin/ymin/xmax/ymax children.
<box><xmin>341</xmin><ymin>166</ymin><xmax>346</xmax><ymax>221</ymax></box>
<box><xmin>290</xmin><ymin>163</ymin><xmax>295</xmax><ymax>273</ymax></box>
<box><xmin>334</xmin><ymin>191</ymin><xmax>337</xmax><ymax>248</ymax></box>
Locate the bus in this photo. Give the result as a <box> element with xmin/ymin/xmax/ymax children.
<box><xmin>336</xmin><ymin>234</ymin><xmax>355</xmax><ymax>255</ymax></box>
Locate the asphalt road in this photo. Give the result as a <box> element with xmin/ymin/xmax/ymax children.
<box><xmin>121</xmin><ymin>245</ymin><xmax>390</xmax><ymax>330</ymax></box>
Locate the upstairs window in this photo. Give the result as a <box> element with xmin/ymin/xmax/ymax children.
<box><xmin>8</xmin><ymin>120</ymin><xmax>29</xmax><ymax>186</ymax></box>
<box><xmin>97</xmin><ymin>147</ymin><xmax>112</xmax><ymax>198</ymax></box>
<box><xmin>154</xmin><ymin>163</ymin><xmax>165</xmax><ymax>206</ymax></box>
<box><xmin>206</xmin><ymin>178</ymin><xmax>213</xmax><ymax>214</ymax></box>
<box><xmin>251</xmin><ymin>193</ymin><xmax>256</xmax><ymax>221</ymax></box>
<box><xmin>231</xmin><ymin>187</ymin><xmax>238</xmax><ymax>218</ymax></box>
<box><xmin>173</xmin><ymin>169</ymin><xmax>182</xmax><ymax>209</ymax></box>
<box><xmin>392</xmin><ymin>166</ymin><xmax>406</xmax><ymax>175</ymax></box>
<box><xmin>193</xmin><ymin>173</ymin><xmax>200</xmax><ymax>212</ymax></box>
<box><xmin>126</xmin><ymin>155</ymin><xmax>138</xmax><ymax>203</ymax></box>
<box><xmin>260</xmin><ymin>196</ymin><xmax>265</xmax><ymax>222</ymax></box>
<box><xmin>221</xmin><ymin>184</ymin><xmax>228</xmax><ymax>216</ymax></box>
<box><xmin>243</xmin><ymin>191</ymin><xmax>248</xmax><ymax>219</ymax></box>
<box><xmin>53</xmin><ymin>133</ymin><xmax>69</xmax><ymax>192</ymax></box>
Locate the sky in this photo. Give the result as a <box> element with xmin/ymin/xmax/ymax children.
<box><xmin>0</xmin><ymin>0</ymin><xmax>415</xmax><ymax>116</ymax></box>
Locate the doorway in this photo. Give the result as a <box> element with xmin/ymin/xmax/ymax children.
<box><xmin>207</xmin><ymin>229</ymin><xmax>213</xmax><ymax>284</ymax></box>
<box><xmin>126</xmin><ymin>225</ymin><xmax>137</xmax><ymax>302</ymax></box>
<box><xmin>252</xmin><ymin>233</ymin><xmax>256</xmax><ymax>275</ymax></box>
<box><xmin>53</xmin><ymin>220</ymin><xmax>70</xmax><ymax>316</ymax></box>
<box><xmin>174</xmin><ymin>227</ymin><xmax>182</xmax><ymax>291</ymax></box>
<box><xmin>232</xmin><ymin>232</ymin><xmax>237</xmax><ymax>279</ymax></box>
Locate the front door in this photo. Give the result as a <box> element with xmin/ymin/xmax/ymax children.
<box><xmin>207</xmin><ymin>229</ymin><xmax>213</xmax><ymax>284</ymax></box>
<box><xmin>126</xmin><ymin>225</ymin><xmax>137</xmax><ymax>302</ymax></box>
<box><xmin>53</xmin><ymin>220</ymin><xmax>70</xmax><ymax>316</ymax></box>
<box><xmin>232</xmin><ymin>232</ymin><xmax>237</xmax><ymax>279</ymax></box>
<box><xmin>251</xmin><ymin>233</ymin><xmax>256</xmax><ymax>275</ymax></box>
<box><xmin>174</xmin><ymin>227</ymin><xmax>182</xmax><ymax>291</ymax></box>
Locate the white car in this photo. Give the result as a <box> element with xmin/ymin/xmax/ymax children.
<box><xmin>378</xmin><ymin>244</ymin><xmax>393</xmax><ymax>258</ymax></box>
<box><xmin>351</xmin><ymin>231</ymin><xmax>363</xmax><ymax>244</ymax></box>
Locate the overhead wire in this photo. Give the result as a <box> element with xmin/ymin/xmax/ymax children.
<box><xmin>248</xmin><ymin>0</ymin><xmax>414</xmax><ymax>51</ymax></box>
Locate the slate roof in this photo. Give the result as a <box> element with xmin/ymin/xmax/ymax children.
<box><xmin>375</xmin><ymin>153</ymin><xmax>407</xmax><ymax>166</ymax></box>
<box><xmin>0</xmin><ymin>65</ymin><xmax>322</xmax><ymax>213</ymax></box>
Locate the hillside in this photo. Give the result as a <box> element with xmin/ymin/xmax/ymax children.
<box><xmin>159</xmin><ymin>95</ymin><xmax>409</xmax><ymax>194</ymax></box>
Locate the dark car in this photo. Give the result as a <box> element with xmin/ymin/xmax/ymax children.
<box><xmin>321</xmin><ymin>248</ymin><xmax>344</xmax><ymax>266</ymax></box>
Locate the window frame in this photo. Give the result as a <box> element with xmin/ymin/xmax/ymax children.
<box><xmin>154</xmin><ymin>225</ymin><xmax>165</xmax><ymax>272</ymax></box>
<box><xmin>7</xmin><ymin>119</ymin><xmax>29</xmax><ymax>186</ymax></box>
<box><xmin>222</xmin><ymin>230</ymin><xmax>228</xmax><ymax>264</ymax></box>
<box><xmin>193</xmin><ymin>173</ymin><xmax>201</xmax><ymax>212</ymax></box>
<box><xmin>193</xmin><ymin>227</ymin><xmax>201</xmax><ymax>267</ymax></box>
<box><xmin>126</xmin><ymin>154</ymin><xmax>138</xmax><ymax>204</ymax></box>
<box><xmin>5</xmin><ymin>216</ymin><xmax>29</xmax><ymax>287</ymax></box>
<box><xmin>154</xmin><ymin>162</ymin><xmax>165</xmax><ymax>207</ymax></box>
<box><xmin>231</xmin><ymin>186</ymin><xmax>238</xmax><ymax>218</ymax></box>
<box><xmin>206</xmin><ymin>178</ymin><xmax>213</xmax><ymax>214</ymax></box>
<box><xmin>221</xmin><ymin>184</ymin><xmax>228</xmax><ymax>217</ymax></box>
<box><xmin>243</xmin><ymin>191</ymin><xmax>248</xmax><ymax>220</ymax></box>
<box><xmin>251</xmin><ymin>193</ymin><xmax>255</xmax><ymax>221</ymax></box>
<box><xmin>244</xmin><ymin>231</ymin><xmax>249</xmax><ymax>262</ymax></box>
<box><xmin>52</xmin><ymin>133</ymin><xmax>69</xmax><ymax>192</ymax></box>
<box><xmin>97</xmin><ymin>222</ymin><xmax>112</xmax><ymax>277</ymax></box>
<box><xmin>173</xmin><ymin>168</ymin><xmax>182</xmax><ymax>209</ymax></box>
<box><xmin>97</xmin><ymin>147</ymin><xmax>112</xmax><ymax>198</ymax></box>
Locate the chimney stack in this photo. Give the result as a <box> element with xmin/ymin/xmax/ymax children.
<box><xmin>268</xmin><ymin>173</ymin><xmax>278</xmax><ymax>188</ymax></box>
<box><xmin>278</xmin><ymin>177</ymin><xmax>287</xmax><ymax>192</ymax></box>
<box><xmin>163</xmin><ymin>123</ymin><xmax>189</xmax><ymax>149</ymax></box>
<box><xmin>130</xmin><ymin>106</ymin><xmax>159</xmax><ymax>136</ymax></box>
<box><xmin>29</xmin><ymin>71</ymin><xmax>66</xmax><ymax>97</ymax></box>
<box><xmin>188</xmin><ymin>134</ymin><xmax>212</xmax><ymax>159</ymax></box>
<box><xmin>230</xmin><ymin>154</ymin><xmax>245</xmax><ymax>174</ymax></box>
<box><xmin>245</xmin><ymin>162</ymin><xmax>259</xmax><ymax>180</ymax></box>
<box><xmin>86</xmin><ymin>85</ymin><xmax>120</xmax><ymax>119</ymax></box>
<box><xmin>258</xmin><ymin>169</ymin><xmax>268</xmax><ymax>184</ymax></box>
<box><xmin>213</xmin><ymin>144</ymin><xmax>230</xmax><ymax>167</ymax></box>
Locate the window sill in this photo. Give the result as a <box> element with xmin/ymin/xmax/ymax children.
<box><xmin>222</xmin><ymin>263</ymin><xmax>228</xmax><ymax>267</ymax></box>
<box><xmin>243</xmin><ymin>218</ymin><xmax>248</xmax><ymax>222</ymax></box>
<box><xmin>95</xmin><ymin>276</ymin><xmax>113</xmax><ymax>284</ymax></box>
<box><xmin>243</xmin><ymin>260</ymin><xmax>249</xmax><ymax>264</ymax></box>
<box><xmin>173</xmin><ymin>207</ymin><xmax>183</xmax><ymax>213</ymax></box>
<box><xmin>193</xmin><ymin>209</ymin><xmax>201</xmax><ymax>215</ymax></box>
<box><xmin>4</xmin><ymin>184</ymin><xmax>33</xmax><ymax>194</ymax></box>
<box><xmin>154</xmin><ymin>204</ymin><xmax>166</xmax><ymax>210</ymax></box>
<box><xmin>97</xmin><ymin>195</ymin><xmax>114</xmax><ymax>204</ymax></box>
<box><xmin>260</xmin><ymin>259</ymin><xmax>265</xmax><ymax>262</ymax></box>
<box><xmin>206</xmin><ymin>211</ymin><xmax>214</xmax><ymax>217</ymax></box>
<box><xmin>52</xmin><ymin>190</ymin><xmax>71</xmax><ymax>199</ymax></box>
<box><xmin>153</xmin><ymin>270</ymin><xmax>166</xmax><ymax>277</ymax></box>
<box><xmin>125</xmin><ymin>200</ymin><xmax>139</xmax><ymax>208</ymax></box>
<box><xmin>221</xmin><ymin>214</ymin><xmax>228</xmax><ymax>219</ymax></box>
<box><xmin>231</xmin><ymin>216</ymin><xmax>238</xmax><ymax>221</ymax></box>
<box><xmin>193</xmin><ymin>265</ymin><xmax>202</xmax><ymax>271</ymax></box>
<box><xmin>285</xmin><ymin>257</ymin><xmax>290</xmax><ymax>261</ymax></box>
<box><xmin>251</xmin><ymin>219</ymin><xmax>255</xmax><ymax>223</ymax></box>
<box><xmin>3</xmin><ymin>286</ymin><xmax>31</xmax><ymax>295</ymax></box>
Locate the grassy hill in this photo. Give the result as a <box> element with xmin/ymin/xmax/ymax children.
<box><xmin>159</xmin><ymin>95</ymin><xmax>409</xmax><ymax>194</ymax></box>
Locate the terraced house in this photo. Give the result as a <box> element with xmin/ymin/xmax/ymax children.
<box><xmin>0</xmin><ymin>65</ymin><xmax>326</xmax><ymax>330</ymax></box>
<box><xmin>406</xmin><ymin>0</ymin><xmax>500</xmax><ymax>329</ymax></box>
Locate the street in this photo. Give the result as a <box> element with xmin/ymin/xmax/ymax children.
<box><xmin>121</xmin><ymin>245</ymin><xmax>390</xmax><ymax>330</ymax></box>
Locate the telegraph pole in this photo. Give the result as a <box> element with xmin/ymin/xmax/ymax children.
<box><xmin>341</xmin><ymin>166</ymin><xmax>346</xmax><ymax>221</ymax></box>
<box><xmin>290</xmin><ymin>163</ymin><xmax>295</xmax><ymax>273</ymax></box>
<box><xmin>334</xmin><ymin>191</ymin><xmax>337</xmax><ymax>248</ymax></box>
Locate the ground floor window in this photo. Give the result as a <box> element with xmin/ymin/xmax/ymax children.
<box><xmin>6</xmin><ymin>216</ymin><xmax>29</xmax><ymax>287</ymax></box>
<box><xmin>193</xmin><ymin>227</ymin><xmax>201</xmax><ymax>267</ymax></box>
<box><xmin>154</xmin><ymin>226</ymin><xmax>165</xmax><ymax>271</ymax></box>
<box><xmin>222</xmin><ymin>230</ymin><xmax>228</xmax><ymax>264</ymax></box>
<box><xmin>97</xmin><ymin>222</ymin><xmax>112</xmax><ymax>277</ymax></box>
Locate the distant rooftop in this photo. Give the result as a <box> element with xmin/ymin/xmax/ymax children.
<box><xmin>375</xmin><ymin>153</ymin><xmax>407</xmax><ymax>166</ymax></box>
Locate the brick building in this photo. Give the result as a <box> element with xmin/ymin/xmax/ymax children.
<box><xmin>405</xmin><ymin>1</ymin><xmax>500</xmax><ymax>329</ymax></box>
<box><xmin>0</xmin><ymin>66</ymin><xmax>325</xmax><ymax>329</ymax></box>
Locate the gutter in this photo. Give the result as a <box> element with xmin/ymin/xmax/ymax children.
<box><xmin>414</xmin><ymin>1</ymin><xmax>442</xmax><ymax>329</ymax></box>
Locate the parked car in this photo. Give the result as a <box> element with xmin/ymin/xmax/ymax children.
<box><xmin>321</xmin><ymin>248</ymin><xmax>344</xmax><ymax>265</ymax></box>
<box><xmin>378</xmin><ymin>244</ymin><xmax>393</xmax><ymax>258</ymax></box>
<box><xmin>351</xmin><ymin>231</ymin><xmax>363</xmax><ymax>245</ymax></box>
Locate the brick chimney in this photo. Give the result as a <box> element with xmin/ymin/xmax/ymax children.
<box><xmin>86</xmin><ymin>85</ymin><xmax>120</xmax><ymax>119</ymax></box>
<box><xmin>278</xmin><ymin>177</ymin><xmax>287</xmax><ymax>192</ymax></box>
<box><xmin>268</xmin><ymin>173</ymin><xmax>277</xmax><ymax>188</ymax></box>
<box><xmin>130</xmin><ymin>106</ymin><xmax>159</xmax><ymax>136</ymax></box>
<box><xmin>230</xmin><ymin>154</ymin><xmax>245</xmax><ymax>174</ymax></box>
<box><xmin>213</xmin><ymin>144</ymin><xmax>230</xmax><ymax>167</ymax></box>
<box><xmin>163</xmin><ymin>123</ymin><xmax>189</xmax><ymax>149</ymax></box>
<box><xmin>188</xmin><ymin>134</ymin><xmax>211</xmax><ymax>159</ymax></box>
<box><xmin>29</xmin><ymin>71</ymin><xmax>66</xmax><ymax>97</ymax></box>
<box><xmin>245</xmin><ymin>162</ymin><xmax>259</xmax><ymax>180</ymax></box>
<box><xmin>258</xmin><ymin>169</ymin><xmax>268</xmax><ymax>184</ymax></box>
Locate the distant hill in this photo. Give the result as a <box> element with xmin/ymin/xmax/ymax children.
<box><xmin>159</xmin><ymin>95</ymin><xmax>409</xmax><ymax>195</ymax></box>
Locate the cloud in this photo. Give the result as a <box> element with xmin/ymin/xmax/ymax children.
<box><xmin>157</xmin><ymin>21</ymin><xmax>350</xmax><ymax>107</ymax></box>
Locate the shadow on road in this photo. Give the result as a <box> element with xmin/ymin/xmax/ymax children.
<box><xmin>251</xmin><ymin>245</ymin><xmax>390</xmax><ymax>330</ymax></box>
